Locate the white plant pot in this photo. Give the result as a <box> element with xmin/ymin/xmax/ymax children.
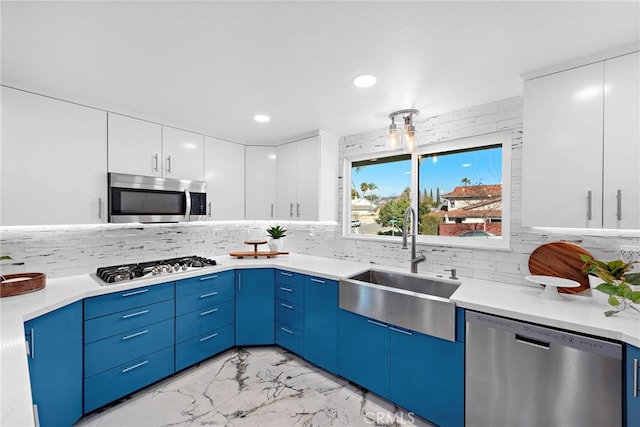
<box><xmin>268</xmin><ymin>238</ymin><xmax>283</xmax><ymax>252</ymax></box>
<box><xmin>589</xmin><ymin>275</ymin><xmax>611</xmax><ymax>306</ymax></box>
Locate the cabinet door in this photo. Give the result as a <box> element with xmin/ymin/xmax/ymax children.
<box><xmin>390</xmin><ymin>326</ymin><xmax>464</xmax><ymax>427</ymax></box>
<box><xmin>295</xmin><ymin>137</ymin><xmax>320</xmax><ymax>221</ymax></box>
<box><xmin>1</xmin><ymin>87</ymin><xmax>107</xmax><ymax>225</ymax></box>
<box><xmin>337</xmin><ymin>309</ymin><xmax>389</xmax><ymax>398</ymax></box>
<box><xmin>304</xmin><ymin>276</ymin><xmax>338</xmax><ymax>373</ymax></box>
<box><xmin>603</xmin><ymin>52</ymin><xmax>640</xmax><ymax>230</ymax></box>
<box><xmin>245</xmin><ymin>146</ymin><xmax>277</xmax><ymax>219</ymax></box>
<box><xmin>24</xmin><ymin>302</ymin><xmax>83</xmax><ymax>427</ymax></box>
<box><xmin>162</xmin><ymin>126</ymin><xmax>204</xmax><ymax>181</ymax></box>
<box><xmin>627</xmin><ymin>344</ymin><xmax>640</xmax><ymax>426</ymax></box>
<box><xmin>276</xmin><ymin>142</ymin><xmax>297</xmax><ymax>220</ymax></box>
<box><xmin>522</xmin><ymin>62</ymin><xmax>604</xmax><ymax>228</ymax></box>
<box><xmin>204</xmin><ymin>136</ymin><xmax>245</xmax><ymax>220</ymax></box>
<box><xmin>107</xmin><ymin>113</ymin><xmax>162</xmax><ymax>177</ymax></box>
<box><xmin>235</xmin><ymin>269</ymin><xmax>275</xmax><ymax>345</ymax></box>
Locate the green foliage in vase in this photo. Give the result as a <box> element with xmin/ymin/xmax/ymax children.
<box><xmin>266</xmin><ymin>225</ymin><xmax>287</xmax><ymax>239</ymax></box>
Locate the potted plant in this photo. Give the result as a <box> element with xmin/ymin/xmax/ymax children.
<box><xmin>266</xmin><ymin>225</ymin><xmax>287</xmax><ymax>252</ymax></box>
<box><xmin>580</xmin><ymin>254</ymin><xmax>640</xmax><ymax>316</ymax></box>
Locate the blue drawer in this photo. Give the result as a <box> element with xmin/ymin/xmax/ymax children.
<box><xmin>276</xmin><ymin>322</ymin><xmax>304</xmax><ymax>355</ymax></box>
<box><xmin>84</xmin><ymin>282</ymin><xmax>174</xmax><ymax>320</ymax></box>
<box><xmin>84</xmin><ymin>346</ymin><xmax>174</xmax><ymax>413</ymax></box>
<box><xmin>275</xmin><ymin>298</ymin><xmax>304</xmax><ymax>330</ymax></box>
<box><xmin>175</xmin><ymin>323</ymin><xmax>235</xmax><ymax>372</ymax></box>
<box><xmin>85</xmin><ymin>299</ymin><xmax>174</xmax><ymax>344</ymax></box>
<box><xmin>84</xmin><ymin>318</ymin><xmax>174</xmax><ymax>378</ymax></box>
<box><xmin>176</xmin><ymin>281</ymin><xmax>234</xmax><ymax>316</ymax></box>
<box><xmin>175</xmin><ymin>270</ymin><xmax>234</xmax><ymax>298</ymax></box>
<box><xmin>275</xmin><ymin>273</ymin><xmax>304</xmax><ymax>305</ymax></box>
<box><xmin>176</xmin><ymin>300</ymin><xmax>235</xmax><ymax>343</ymax></box>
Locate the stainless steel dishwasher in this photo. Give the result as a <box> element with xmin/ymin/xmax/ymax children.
<box><xmin>465</xmin><ymin>311</ymin><xmax>622</xmax><ymax>427</ymax></box>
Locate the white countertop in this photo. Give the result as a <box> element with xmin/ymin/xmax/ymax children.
<box><xmin>2</xmin><ymin>253</ymin><xmax>639</xmax><ymax>426</ymax></box>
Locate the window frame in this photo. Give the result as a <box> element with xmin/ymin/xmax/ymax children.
<box><xmin>343</xmin><ymin>131</ymin><xmax>512</xmax><ymax>249</ymax></box>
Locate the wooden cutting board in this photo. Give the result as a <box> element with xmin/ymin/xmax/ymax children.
<box><xmin>528</xmin><ymin>242</ymin><xmax>592</xmax><ymax>294</ymax></box>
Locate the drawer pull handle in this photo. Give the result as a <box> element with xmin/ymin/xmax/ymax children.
<box><xmin>280</xmin><ymin>303</ymin><xmax>294</xmax><ymax>309</ymax></box>
<box><xmin>389</xmin><ymin>326</ymin><xmax>413</xmax><ymax>336</ymax></box>
<box><xmin>199</xmin><ymin>275</ymin><xmax>218</xmax><ymax>281</ymax></box>
<box><xmin>122</xmin><ymin>289</ymin><xmax>149</xmax><ymax>297</ymax></box>
<box><xmin>122</xmin><ymin>360</ymin><xmax>149</xmax><ymax>373</ymax></box>
<box><xmin>200</xmin><ymin>333</ymin><xmax>219</xmax><ymax>342</ymax></box>
<box><xmin>200</xmin><ymin>308</ymin><xmax>219</xmax><ymax>316</ymax></box>
<box><xmin>279</xmin><ymin>287</ymin><xmax>293</xmax><ymax>293</ymax></box>
<box><xmin>199</xmin><ymin>291</ymin><xmax>219</xmax><ymax>298</ymax></box>
<box><xmin>280</xmin><ymin>327</ymin><xmax>293</xmax><ymax>334</ymax></box>
<box><xmin>367</xmin><ymin>319</ymin><xmax>388</xmax><ymax>328</ymax></box>
<box><xmin>311</xmin><ymin>278</ymin><xmax>326</xmax><ymax>284</ymax></box>
<box><xmin>634</xmin><ymin>358</ymin><xmax>638</xmax><ymax>398</ymax></box>
<box><xmin>122</xmin><ymin>330</ymin><xmax>149</xmax><ymax>340</ymax></box>
<box><xmin>122</xmin><ymin>310</ymin><xmax>149</xmax><ymax>319</ymax></box>
<box><xmin>280</xmin><ymin>272</ymin><xmax>293</xmax><ymax>277</ymax></box>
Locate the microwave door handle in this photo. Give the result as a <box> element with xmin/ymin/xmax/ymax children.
<box><xmin>184</xmin><ymin>189</ymin><xmax>191</xmax><ymax>222</ymax></box>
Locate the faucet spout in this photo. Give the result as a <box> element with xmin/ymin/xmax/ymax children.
<box><xmin>402</xmin><ymin>207</ymin><xmax>426</xmax><ymax>273</ymax></box>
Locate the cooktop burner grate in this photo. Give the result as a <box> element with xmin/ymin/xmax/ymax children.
<box><xmin>95</xmin><ymin>256</ymin><xmax>217</xmax><ymax>284</ymax></box>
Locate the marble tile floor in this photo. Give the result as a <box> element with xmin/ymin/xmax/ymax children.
<box><xmin>74</xmin><ymin>346</ymin><xmax>434</xmax><ymax>427</ymax></box>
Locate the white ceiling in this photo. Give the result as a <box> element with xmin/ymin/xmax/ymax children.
<box><xmin>2</xmin><ymin>1</ymin><xmax>639</xmax><ymax>145</ymax></box>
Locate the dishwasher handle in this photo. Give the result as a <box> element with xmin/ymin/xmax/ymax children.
<box><xmin>516</xmin><ymin>334</ymin><xmax>550</xmax><ymax>350</ymax></box>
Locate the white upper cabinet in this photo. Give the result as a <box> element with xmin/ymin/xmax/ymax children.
<box><xmin>108</xmin><ymin>114</ymin><xmax>204</xmax><ymax>182</ymax></box>
<box><xmin>522</xmin><ymin>50</ymin><xmax>639</xmax><ymax>230</ymax></box>
<box><xmin>276</xmin><ymin>131</ymin><xmax>338</xmax><ymax>221</ymax></box>
<box><xmin>108</xmin><ymin>113</ymin><xmax>163</xmax><ymax>177</ymax></box>
<box><xmin>245</xmin><ymin>146</ymin><xmax>277</xmax><ymax>220</ymax></box>
<box><xmin>1</xmin><ymin>87</ymin><xmax>107</xmax><ymax>225</ymax></box>
<box><xmin>204</xmin><ymin>136</ymin><xmax>245</xmax><ymax>220</ymax></box>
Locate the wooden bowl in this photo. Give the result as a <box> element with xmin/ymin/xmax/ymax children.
<box><xmin>1</xmin><ymin>273</ymin><xmax>46</xmax><ymax>297</ymax></box>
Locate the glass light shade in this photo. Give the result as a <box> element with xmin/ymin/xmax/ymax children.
<box><xmin>404</xmin><ymin>130</ymin><xmax>416</xmax><ymax>153</ymax></box>
<box><xmin>387</xmin><ymin>125</ymin><xmax>400</xmax><ymax>150</ymax></box>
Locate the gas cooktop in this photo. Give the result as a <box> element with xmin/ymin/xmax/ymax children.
<box><xmin>94</xmin><ymin>256</ymin><xmax>217</xmax><ymax>285</ymax></box>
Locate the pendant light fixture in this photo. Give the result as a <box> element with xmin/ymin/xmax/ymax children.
<box><xmin>387</xmin><ymin>109</ymin><xmax>419</xmax><ymax>153</ymax></box>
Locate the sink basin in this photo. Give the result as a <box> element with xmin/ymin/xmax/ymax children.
<box><xmin>339</xmin><ymin>269</ymin><xmax>460</xmax><ymax>341</ymax></box>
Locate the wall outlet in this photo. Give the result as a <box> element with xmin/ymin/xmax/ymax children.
<box><xmin>620</xmin><ymin>246</ymin><xmax>640</xmax><ymax>271</ymax></box>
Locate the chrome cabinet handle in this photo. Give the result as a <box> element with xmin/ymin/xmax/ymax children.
<box><xmin>122</xmin><ymin>309</ymin><xmax>149</xmax><ymax>319</ymax></box>
<box><xmin>296</xmin><ymin>203</ymin><xmax>300</xmax><ymax>218</ymax></box>
<box><xmin>153</xmin><ymin>153</ymin><xmax>159</xmax><ymax>172</ymax></box>
<box><xmin>199</xmin><ymin>291</ymin><xmax>218</xmax><ymax>299</ymax></box>
<box><xmin>367</xmin><ymin>319</ymin><xmax>387</xmax><ymax>328</ymax></box>
<box><xmin>289</xmin><ymin>203</ymin><xmax>294</xmax><ymax>217</ymax></box>
<box><xmin>200</xmin><ymin>308</ymin><xmax>219</xmax><ymax>316</ymax></box>
<box><xmin>122</xmin><ymin>330</ymin><xmax>149</xmax><ymax>340</ymax></box>
<box><xmin>208</xmin><ymin>202</ymin><xmax>212</xmax><ymax>217</ymax></box>
<box><xmin>389</xmin><ymin>326</ymin><xmax>412</xmax><ymax>335</ymax></box>
<box><xmin>122</xmin><ymin>289</ymin><xmax>149</xmax><ymax>297</ymax></box>
<box><xmin>270</xmin><ymin>203</ymin><xmax>274</xmax><ymax>218</ymax></box>
<box><xmin>238</xmin><ymin>273</ymin><xmax>242</xmax><ymax>291</ymax></box>
<box><xmin>310</xmin><ymin>278</ymin><xmax>326</xmax><ymax>284</ymax></box>
<box><xmin>122</xmin><ymin>360</ymin><xmax>148</xmax><ymax>373</ymax></box>
<box><xmin>280</xmin><ymin>302</ymin><xmax>294</xmax><ymax>309</ymax></box>
<box><xmin>184</xmin><ymin>189</ymin><xmax>191</xmax><ymax>221</ymax></box>
<box><xmin>279</xmin><ymin>286</ymin><xmax>293</xmax><ymax>293</ymax></box>
<box><xmin>98</xmin><ymin>197</ymin><xmax>103</xmax><ymax>219</ymax></box>
<box><xmin>280</xmin><ymin>272</ymin><xmax>293</xmax><ymax>277</ymax></box>
<box><xmin>634</xmin><ymin>358</ymin><xmax>638</xmax><ymax>398</ymax></box>
<box><xmin>199</xmin><ymin>275</ymin><xmax>218</xmax><ymax>281</ymax></box>
<box><xmin>29</xmin><ymin>328</ymin><xmax>35</xmax><ymax>359</ymax></box>
<box><xmin>166</xmin><ymin>155</ymin><xmax>172</xmax><ymax>174</ymax></box>
<box><xmin>587</xmin><ymin>190</ymin><xmax>592</xmax><ymax>221</ymax></box>
<box><xmin>280</xmin><ymin>326</ymin><xmax>293</xmax><ymax>334</ymax></box>
<box><xmin>617</xmin><ymin>189</ymin><xmax>622</xmax><ymax>221</ymax></box>
<box><xmin>200</xmin><ymin>332</ymin><xmax>218</xmax><ymax>342</ymax></box>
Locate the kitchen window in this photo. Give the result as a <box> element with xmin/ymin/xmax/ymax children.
<box><xmin>344</xmin><ymin>131</ymin><xmax>511</xmax><ymax>248</ymax></box>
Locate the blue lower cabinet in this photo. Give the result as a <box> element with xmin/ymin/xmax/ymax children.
<box><xmin>338</xmin><ymin>309</ymin><xmax>390</xmax><ymax>399</ymax></box>
<box><xmin>176</xmin><ymin>324</ymin><xmax>235</xmax><ymax>371</ymax></box>
<box><xmin>275</xmin><ymin>322</ymin><xmax>304</xmax><ymax>355</ymax></box>
<box><xmin>24</xmin><ymin>301</ymin><xmax>83</xmax><ymax>427</ymax></box>
<box><xmin>627</xmin><ymin>344</ymin><xmax>640</xmax><ymax>426</ymax></box>
<box><xmin>84</xmin><ymin>346</ymin><xmax>174</xmax><ymax>413</ymax></box>
<box><xmin>175</xmin><ymin>300</ymin><xmax>235</xmax><ymax>343</ymax></box>
<box><xmin>304</xmin><ymin>276</ymin><xmax>338</xmax><ymax>373</ymax></box>
<box><xmin>389</xmin><ymin>325</ymin><xmax>464</xmax><ymax>427</ymax></box>
<box><xmin>235</xmin><ymin>269</ymin><xmax>275</xmax><ymax>345</ymax></box>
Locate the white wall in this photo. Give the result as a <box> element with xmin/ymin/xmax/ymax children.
<box><xmin>1</xmin><ymin>96</ymin><xmax>638</xmax><ymax>285</ymax></box>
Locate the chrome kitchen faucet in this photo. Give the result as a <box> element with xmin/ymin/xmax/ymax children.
<box><xmin>402</xmin><ymin>207</ymin><xmax>426</xmax><ymax>273</ymax></box>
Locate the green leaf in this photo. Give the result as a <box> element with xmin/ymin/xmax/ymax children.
<box><xmin>620</xmin><ymin>285</ymin><xmax>633</xmax><ymax>299</ymax></box>
<box><xmin>608</xmin><ymin>295</ymin><xmax>620</xmax><ymax>306</ymax></box>
<box><xmin>630</xmin><ymin>292</ymin><xmax>640</xmax><ymax>304</ymax></box>
<box><xmin>595</xmin><ymin>283</ymin><xmax>618</xmax><ymax>295</ymax></box>
<box><xmin>625</xmin><ymin>273</ymin><xmax>640</xmax><ymax>286</ymax></box>
<box><xmin>604</xmin><ymin>310</ymin><xmax>619</xmax><ymax>317</ymax></box>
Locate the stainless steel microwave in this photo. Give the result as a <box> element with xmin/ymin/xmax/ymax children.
<box><xmin>108</xmin><ymin>173</ymin><xmax>207</xmax><ymax>223</ymax></box>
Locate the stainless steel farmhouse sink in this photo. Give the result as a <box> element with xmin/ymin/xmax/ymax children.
<box><xmin>339</xmin><ymin>269</ymin><xmax>460</xmax><ymax>341</ymax></box>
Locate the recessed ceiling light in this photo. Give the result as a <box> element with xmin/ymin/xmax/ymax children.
<box><xmin>353</xmin><ymin>74</ymin><xmax>376</xmax><ymax>88</ymax></box>
<box><xmin>254</xmin><ymin>114</ymin><xmax>270</xmax><ymax>123</ymax></box>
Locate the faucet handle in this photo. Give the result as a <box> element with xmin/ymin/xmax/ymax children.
<box><xmin>445</xmin><ymin>268</ymin><xmax>458</xmax><ymax>280</ymax></box>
